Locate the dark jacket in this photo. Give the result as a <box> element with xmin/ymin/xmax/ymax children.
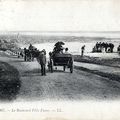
<box><xmin>37</xmin><ymin>53</ymin><xmax>46</xmax><ymax>65</ymax></box>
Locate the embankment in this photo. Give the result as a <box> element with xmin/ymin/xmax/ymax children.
<box><xmin>0</xmin><ymin>61</ymin><xmax>21</xmax><ymax>101</ymax></box>
<box><xmin>74</xmin><ymin>55</ymin><xmax>120</xmax><ymax>68</ymax></box>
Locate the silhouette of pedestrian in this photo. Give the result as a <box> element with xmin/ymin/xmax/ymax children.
<box><xmin>81</xmin><ymin>45</ymin><xmax>85</xmax><ymax>56</ymax></box>
<box><xmin>37</xmin><ymin>50</ymin><xmax>47</xmax><ymax>76</ymax></box>
<box><xmin>48</xmin><ymin>52</ymin><xmax>53</xmax><ymax>73</ymax></box>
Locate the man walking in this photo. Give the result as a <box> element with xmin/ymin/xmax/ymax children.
<box><xmin>37</xmin><ymin>50</ymin><xmax>47</xmax><ymax>76</ymax></box>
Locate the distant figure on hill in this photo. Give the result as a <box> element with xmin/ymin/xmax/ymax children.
<box><xmin>117</xmin><ymin>45</ymin><xmax>120</xmax><ymax>54</ymax></box>
<box><xmin>94</xmin><ymin>42</ymin><xmax>99</xmax><ymax>52</ymax></box>
<box><xmin>104</xmin><ymin>42</ymin><xmax>108</xmax><ymax>52</ymax></box>
<box><xmin>81</xmin><ymin>45</ymin><xmax>85</xmax><ymax>56</ymax></box>
<box><xmin>109</xmin><ymin>43</ymin><xmax>114</xmax><ymax>53</ymax></box>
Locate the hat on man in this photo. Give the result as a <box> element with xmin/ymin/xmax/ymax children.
<box><xmin>42</xmin><ymin>49</ymin><xmax>46</xmax><ymax>55</ymax></box>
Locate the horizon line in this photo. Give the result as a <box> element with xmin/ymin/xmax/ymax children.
<box><xmin>0</xmin><ymin>31</ymin><xmax>120</xmax><ymax>33</ymax></box>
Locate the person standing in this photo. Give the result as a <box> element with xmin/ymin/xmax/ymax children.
<box><xmin>48</xmin><ymin>52</ymin><xmax>53</xmax><ymax>73</ymax></box>
<box><xmin>111</xmin><ymin>43</ymin><xmax>114</xmax><ymax>53</ymax></box>
<box><xmin>104</xmin><ymin>42</ymin><xmax>108</xmax><ymax>53</ymax></box>
<box><xmin>81</xmin><ymin>45</ymin><xmax>85</xmax><ymax>56</ymax></box>
<box><xmin>96</xmin><ymin>42</ymin><xmax>99</xmax><ymax>52</ymax></box>
<box><xmin>37</xmin><ymin>50</ymin><xmax>47</xmax><ymax>76</ymax></box>
<box><xmin>117</xmin><ymin>45</ymin><xmax>120</xmax><ymax>54</ymax></box>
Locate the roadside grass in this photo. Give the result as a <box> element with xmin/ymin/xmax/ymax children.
<box><xmin>75</xmin><ymin>65</ymin><xmax>120</xmax><ymax>82</ymax></box>
<box><xmin>0</xmin><ymin>62</ymin><xmax>21</xmax><ymax>101</ymax></box>
<box><xmin>74</xmin><ymin>55</ymin><xmax>120</xmax><ymax>68</ymax></box>
<box><xmin>74</xmin><ymin>55</ymin><xmax>120</xmax><ymax>81</ymax></box>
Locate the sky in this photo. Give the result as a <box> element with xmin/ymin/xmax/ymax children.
<box><xmin>0</xmin><ymin>0</ymin><xmax>120</xmax><ymax>32</ymax></box>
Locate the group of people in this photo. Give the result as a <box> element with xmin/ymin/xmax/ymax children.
<box><xmin>24</xmin><ymin>44</ymin><xmax>45</xmax><ymax>62</ymax></box>
<box><xmin>22</xmin><ymin>42</ymin><xmax>120</xmax><ymax>76</ymax></box>
<box><xmin>23</xmin><ymin>44</ymin><xmax>70</xmax><ymax>76</ymax></box>
<box><xmin>23</xmin><ymin>44</ymin><xmax>47</xmax><ymax>76</ymax></box>
<box><xmin>92</xmin><ymin>42</ymin><xmax>114</xmax><ymax>53</ymax></box>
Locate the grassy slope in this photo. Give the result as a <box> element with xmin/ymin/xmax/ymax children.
<box><xmin>74</xmin><ymin>55</ymin><xmax>120</xmax><ymax>68</ymax></box>
<box><xmin>0</xmin><ymin>61</ymin><xmax>21</xmax><ymax>101</ymax></box>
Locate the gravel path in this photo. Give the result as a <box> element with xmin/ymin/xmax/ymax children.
<box><xmin>1</xmin><ymin>56</ymin><xmax>120</xmax><ymax>101</ymax></box>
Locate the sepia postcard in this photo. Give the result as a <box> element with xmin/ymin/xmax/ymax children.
<box><xmin>0</xmin><ymin>0</ymin><xmax>120</xmax><ymax>120</ymax></box>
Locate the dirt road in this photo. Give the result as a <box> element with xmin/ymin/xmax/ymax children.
<box><xmin>1</xmin><ymin>56</ymin><xmax>120</xmax><ymax>101</ymax></box>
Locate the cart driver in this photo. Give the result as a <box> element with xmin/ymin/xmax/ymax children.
<box><xmin>64</xmin><ymin>48</ymin><xmax>69</xmax><ymax>54</ymax></box>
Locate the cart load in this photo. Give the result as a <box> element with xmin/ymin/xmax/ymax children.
<box><xmin>48</xmin><ymin>42</ymin><xmax>73</xmax><ymax>73</ymax></box>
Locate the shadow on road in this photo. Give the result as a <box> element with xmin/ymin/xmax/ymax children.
<box><xmin>23</xmin><ymin>68</ymin><xmax>70</xmax><ymax>76</ymax></box>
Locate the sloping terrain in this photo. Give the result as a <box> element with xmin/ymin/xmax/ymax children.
<box><xmin>0</xmin><ymin>61</ymin><xmax>21</xmax><ymax>101</ymax></box>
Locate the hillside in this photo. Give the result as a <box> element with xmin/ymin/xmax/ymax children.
<box><xmin>0</xmin><ymin>39</ymin><xmax>19</xmax><ymax>51</ymax></box>
<box><xmin>0</xmin><ymin>32</ymin><xmax>120</xmax><ymax>50</ymax></box>
<box><xmin>0</xmin><ymin>34</ymin><xmax>110</xmax><ymax>45</ymax></box>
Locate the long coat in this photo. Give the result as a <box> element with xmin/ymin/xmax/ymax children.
<box><xmin>37</xmin><ymin>53</ymin><xmax>46</xmax><ymax>65</ymax></box>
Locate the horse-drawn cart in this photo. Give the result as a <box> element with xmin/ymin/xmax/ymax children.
<box><xmin>48</xmin><ymin>53</ymin><xmax>73</xmax><ymax>73</ymax></box>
